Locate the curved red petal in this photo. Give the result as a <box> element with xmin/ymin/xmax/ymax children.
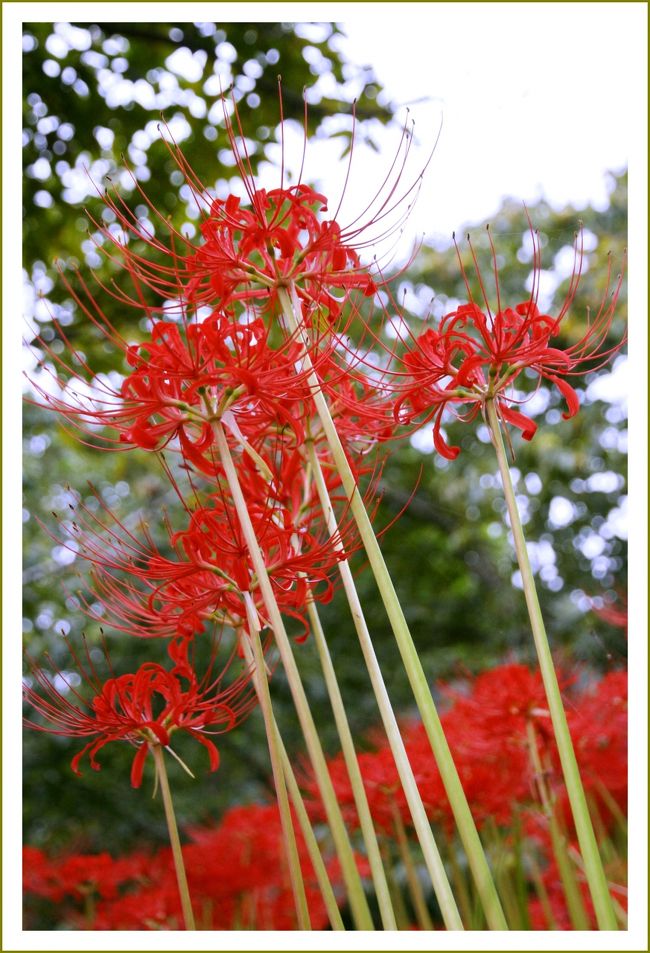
<box><xmin>498</xmin><ymin>403</ymin><xmax>538</xmax><ymax>441</ymax></box>
<box><xmin>546</xmin><ymin>374</ymin><xmax>581</xmax><ymax>419</ymax></box>
<box><xmin>130</xmin><ymin>743</ymin><xmax>149</xmax><ymax>789</ymax></box>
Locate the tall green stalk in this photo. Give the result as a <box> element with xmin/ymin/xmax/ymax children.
<box><xmin>151</xmin><ymin>744</ymin><xmax>196</xmax><ymax>931</ymax></box>
<box><xmin>280</xmin><ymin>286</ymin><xmax>507</xmax><ymax>930</ymax></box>
<box><xmin>213</xmin><ymin>420</ymin><xmax>374</xmax><ymax>930</ymax></box>
<box><xmin>486</xmin><ymin>398</ymin><xmax>617</xmax><ymax>930</ymax></box>
<box><xmin>390</xmin><ymin>801</ymin><xmax>435</xmax><ymax>931</ymax></box>
<box><xmin>307</xmin><ymin>599</ymin><xmax>398</xmax><ymax>929</ymax></box>
<box><xmin>306</xmin><ymin>437</ymin><xmax>463</xmax><ymax>930</ymax></box>
<box><xmin>241</xmin><ymin>615</ymin><xmax>344</xmax><ymax>931</ymax></box>
<box><xmin>276</xmin><ymin>736</ymin><xmax>346</xmax><ymax>931</ymax></box>
<box><xmin>526</xmin><ymin>721</ymin><xmax>590</xmax><ymax>930</ymax></box>
<box><xmin>239</xmin><ymin>601</ymin><xmax>311</xmax><ymax>930</ymax></box>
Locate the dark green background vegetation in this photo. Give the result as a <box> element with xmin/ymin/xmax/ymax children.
<box><xmin>23</xmin><ymin>21</ymin><xmax>627</xmax><ymax>867</ymax></box>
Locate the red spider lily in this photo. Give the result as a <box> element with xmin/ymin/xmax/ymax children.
<box><xmin>27</xmin><ymin>295</ymin><xmax>315</xmax><ymax>460</ymax></box>
<box><xmin>81</xmin><ymin>876</ymin><xmax>184</xmax><ymax>931</ymax></box>
<box><xmin>561</xmin><ymin>670</ymin><xmax>627</xmax><ymax>826</ymax></box>
<box><xmin>436</xmin><ymin>664</ymin><xmax>627</xmax><ymax>838</ymax></box>
<box><xmin>395</xmin><ymin>227</ymin><xmax>626</xmax><ymax>459</ymax></box>
<box><xmin>439</xmin><ymin>663</ymin><xmax>559</xmax><ymax>750</ymax></box>
<box><xmin>306</xmin><ymin>663</ymin><xmax>579</xmax><ymax>839</ymax></box>
<box><xmin>25</xmin><ymin>88</ymin><xmax>426</xmax><ymax>482</ymax></box>
<box><xmin>78</xmin><ymin>130</ymin><xmax>377</xmax><ymax>327</ymax></box>
<box><xmin>26</xmin><ymin>804</ymin><xmax>341</xmax><ymax>930</ymax></box>
<box><xmin>27</xmin><ymin>273</ymin><xmax>392</xmax><ymax>478</ymax></box>
<box><xmin>402</xmin><ymin>710</ymin><xmax>531</xmax><ymax>831</ymax></box>
<box><xmin>23</xmin><ymin>846</ymin><xmax>149</xmax><ymax>904</ymax></box>
<box><xmin>78</xmin><ymin>106</ymin><xmax>378</xmax><ymax>328</ymax></box>
<box><xmin>27</xmin><ymin>851</ymin><xmax>184</xmax><ymax>931</ymax></box>
<box><xmin>182</xmin><ymin>804</ymin><xmax>337</xmax><ymax>930</ymax></box>
<box><xmin>305</xmin><ymin>745</ymin><xmax>406</xmax><ymax>836</ymax></box>
<box><xmin>51</xmin><ymin>467</ymin><xmax>359</xmax><ymax>643</ymax></box>
<box><xmin>180</xmin><ymin>184</ymin><xmax>376</xmax><ymax>324</ymax></box>
<box><xmin>23</xmin><ymin>847</ymin><xmax>59</xmax><ymax>902</ymax></box>
<box><xmin>149</xmin><ymin>493</ymin><xmax>343</xmax><ymax>638</ymax></box>
<box><xmin>23</xmin><ymin>639</ymin><xmax>256</xmax><ymax>787</ymax></box>
<box><xmin>434</xmin><ymin>665</ymin><xmax>563</xmax><ymax>816</ymax></box>
<box><xmin>118</xmin><ymin>309</ymin><xmax>320</xmax><ymax>469</ymax></box>
<box><xmin>140</xmin><ymin>88</ymin><xmax>426</xmax><ymax>322</ymax></box>
<box><xmin>307</xmin><ymin>350</ymin><xmax>399</xmax><ymax>455</ymax></box>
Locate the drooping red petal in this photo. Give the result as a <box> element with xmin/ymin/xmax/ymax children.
<box><xmin>433</xmin><ymin>410</ymin><xmax>460</xmax><ymax>460</ymax></box>
<box><xmin>546</xmin><ymin>374</ymin><xmax>580</xmax><ymax>419</ymax></box>
<box><xmin>70</xmin><ymin>741</ymin><xmax>97</xmax><ymax>776</ymax></box>
<box><xmin>498</xmin><ymin>403</ymin><xmax>538</xmax><ymax>441</ymax></box>
<box><xmin>130</xmin><ymin>743</ymin><xmax>150</xmax><ymax>789</ymax></box>
<box><xmin>191</xmin><ymin>733</ymin><xmax>220</xmax><ymax>772</ymax></box>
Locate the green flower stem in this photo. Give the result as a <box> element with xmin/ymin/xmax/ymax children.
<box><xmin>529</xmin><ymin>854</ymin><xmax>558</xmax><ymax>929</ymax></box>
<box><xmin>565</xmin><ymin>843</ymin><xmax>629</xmax><ymax>928</ymax></box>
<box><xmin>306</xmin><ymin>598</ymin><xmax>398</xmax><ymax>929</ymax></box>
<box><xmin>306</xmin><ymin>437</ymin><xmax>463</xmax><ymax>930</ymax></box>
<box><xmin>595</xmin><ymin>782</ymin><xmax>627</xmax><ymax>835</ymax></box>
<box><xmin>383</xmin><ymin>850</ymin><xmax>412</xmax><ymax>930</ymax></box>
<box><xmin>446</xmin><ymin>833</ymin><xmax>474</xmax><ymax>929</ymax></box>
<box><xmin>82</xmin><ymin>890</ymin><xmax>96</xmax><ymax>930</ymax></box>
<box><xmin>526</xmin><ymin>721</ymin><xmax>590</xmax><ymax>930</ymax></box>
<box><xmin>551</xmin><ymin>819</ymin><xmax>591</xmax><ymax>930</ymax></box>
<box><xmin>241</xmin><ymin>610</ymin><xmax>343</xmax><ymax>930</ymax></box>
<box><xmin>586</xmin><ymin>796</ymin><xmax>615</xmax><ymax>865</ymax></box>
<box><xmin>390</xmin><ymin>801</ymin><xmax>435</xmax><ymax>931</ymax></box>
<box><xmin>487</xmin><ymin>398</ymin><xmax>618</xmax><ymax>930</ymax></box>
<box><xmin>199</xmin><ymin>900</ymin><xmax>214</xmax><ymax>930</ymax></box>
<box><xmin>280</xmin><ymin>286</ymin><xmax>505</xmax><ymax>930</ymax></box>
<box><xmin>276</xmin><ymin>732</ymin><xmax>347</xmax><ymax>931</ymax></box>
<box><xmin>213</xmin><ymin>420</ymin><xmax>374</xmax><ymax>930</ymax></box>
<box><xmin>483</xmin><ymin>822</ymin><xmax>521</xmax><ymax>930</ymax></box>
<box><xmin>151</xmin><ymin>744</ymin><xmax>196</xmax><ymax>931</ymax></box>
<box><xmin>239</xmin><ymin>602</ymin><xmax>311</xmax><ymax>931</ymax></box>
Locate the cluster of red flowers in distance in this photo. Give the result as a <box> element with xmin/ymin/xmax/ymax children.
<box><xmin>24</xmin><ymin>664</ymin><xmax>627</xmax><ymax>930</ymax></box>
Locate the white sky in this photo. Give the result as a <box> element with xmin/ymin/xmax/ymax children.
<box><xmin>338</xmin><ymin>4</ymin><xmax>644</xmax><ymax>239</ymax></box>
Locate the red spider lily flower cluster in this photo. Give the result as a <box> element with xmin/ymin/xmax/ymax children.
<box><xmin>26</xmin><ymin>91</ymin><xmax>424</xmax><ymax>465</ymax></box>
<box><xmin>183</xmin><ymin>184</ymin><xmax>377</xmax><ymax>321</ymax></box>
<box><xmin>25</xmin><ymin>93</ymin><xmax>408</xmax><ymax>679</ymax></box>
<box><xmin>24</xmin><ymin>639</ymin><xmax>256</xmax><ymax>787</ymax></box>
<box><xmin>305</xmin><ymin>663</ymin><xmax>626</xmax><ymax>841</ymax></box>
<box><xmin>40</xmin><ymin>445</ymin><xmax>363</xmax><ymax>667</ymax></box>
<box><xmin>24</xmin><ymin>664</ymin><xmax>626</xmax><ymax>931</ymax></box>
<box><xmin>24</xmin><ymin>94</ymin><xmax>406</xmax><ymax>814</ymax></box>
<box><xmin>24</xmin><ymin>804</ymin><xmax>344</xmax><ymax>930</ymax></box>
<box><xmin>23</xmin><ymin>846</ymin><xmax>149</xmax><ymax>906</ymax></box>
<box><xmin>393</xmin><ymin>228</ymin><xmax>626</xmax><ymax>459</ymax></box>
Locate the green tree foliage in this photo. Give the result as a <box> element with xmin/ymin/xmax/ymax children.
<box><xmin>23</xmin><ymin>20</ymin><xmax>392</xmax><ymax>267</ymax></box>
<box><xmin>22</xmin><ymin>22</ymin><xmax>627</xmax><ymax>864</ymax></box>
